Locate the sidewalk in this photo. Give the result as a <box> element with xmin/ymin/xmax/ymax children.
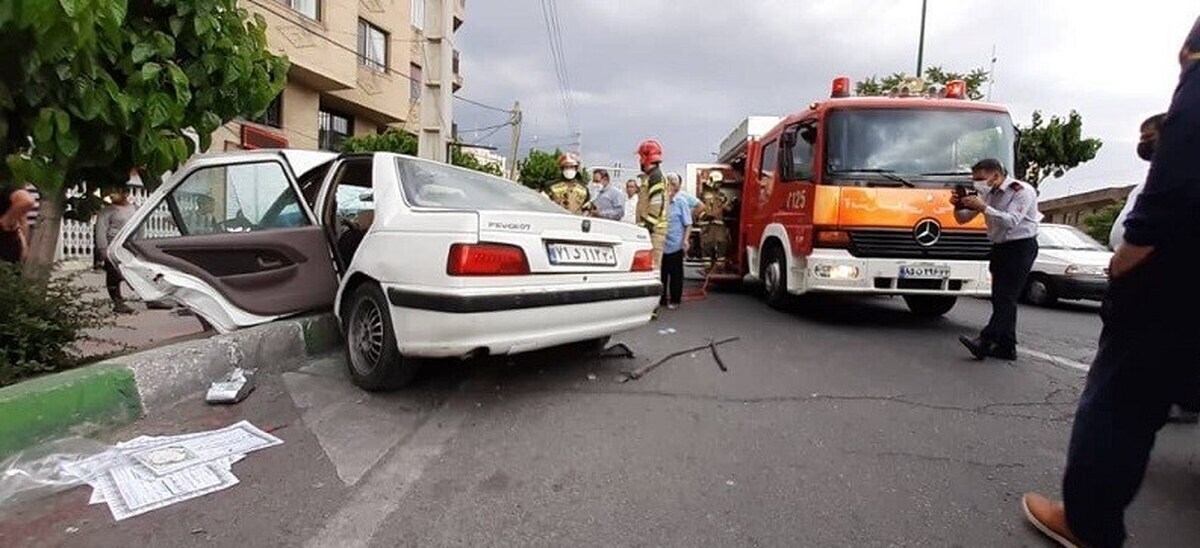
<box><xmin>69</xmin><ymin>268</ymin><xmax>210</xmax><ymax>359</ymax></box>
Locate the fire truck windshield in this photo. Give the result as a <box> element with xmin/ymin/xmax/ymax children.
<box><xmin>825</xmin><ymin>108</ymin><xmax>1015</xmax><ymax>186</ymax></box>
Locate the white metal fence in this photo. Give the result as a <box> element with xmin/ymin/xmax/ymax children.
<box><xmin>54</xmin><ymin>187</ymin><xmax>179</xmax><ymax>263</ymax></box>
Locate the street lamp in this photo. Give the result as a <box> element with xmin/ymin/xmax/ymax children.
<box><xmin>916</xmin><ymin>0</ymin><xmax>928</xmax><ymax>78</ymax></box>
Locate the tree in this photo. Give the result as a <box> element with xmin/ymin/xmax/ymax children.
<box><xmin>1016</xmin><ymin>110</ymin><xmax>1103</xmax><ymax>187</ymax></box>
<box><xmin>1083</xmin><ymin>201</ymin><xmax>1124</xmax><ymax>247</ymax></box>
<box><xmin>855</xmin><ymin>66</ymin><xmax>990</xmax><ymax>100</ymax></box>
<box><xmin>1</xmin><ymin>0</ymin><xmax>289</xmax><ymax>278</ymax></box>
<box><xmin>340</xmin><ymin>129</ymin><xmax>504</xmax><ymax>177</ymax></box>
<box><xmin>517</xmin><ymin>148</ymin><xmax>564</xmax><ymax>190</ymax></box>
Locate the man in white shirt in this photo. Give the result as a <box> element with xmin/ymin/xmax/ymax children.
<box><xmin>621</xmin><ymin>179</ymin><xmax>640</xmax><ymax>224</ymax></box>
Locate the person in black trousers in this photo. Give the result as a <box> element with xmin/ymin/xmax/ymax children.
<box><xmin>952</xmin><ymin>158</ymin><xmax>1042</xmax><ymax>361</ymax></box>
<box><xmin>1022</xmin><ymin>18</ymin><xmax>1200</xmax><ymax>547</ymax></box>
<box><xmin>659</xmin><ymin>178</ymin><xmax>692</xmax><ymax>310</ymax></box>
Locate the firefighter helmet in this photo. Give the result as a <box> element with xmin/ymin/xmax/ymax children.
<box><xmin>636</xmin><ymin>139</ymin><xmax>663</xmax><ymax>166</ymax></box>
<box><xmin>559</xmin><ymin>152</ymin><xmax>580</xmax><ymax>168</ymax></box>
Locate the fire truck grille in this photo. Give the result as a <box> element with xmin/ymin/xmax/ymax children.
<box><xmin>848</xmin><ymin>230</ymin><xmax>992</xmax><ymax>261</ymax></box>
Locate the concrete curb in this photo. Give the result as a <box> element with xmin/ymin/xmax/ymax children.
<box><xmin>0</xmin><ymin>314</ymin><xmax>340</xmax><ymax>459</ymax></box>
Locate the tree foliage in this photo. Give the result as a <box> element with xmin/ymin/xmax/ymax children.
<box><xmin>1</xmin><ymin>0</ymin><xmax>289</xmax><ymax>275</ymax></box>
<box><xmin>515</xmin><ymin>148</ymin><xmax>590</xmax><ymax>190</ymax></box>
<box><xmin>1083</xmin><ymin>201</ymin><xmax>1124</xmax><ymax>247</ymax></box>
<box><xmin>1015</xmin><ymin>110</ymin><xmax>1103</xmax><ymax>187</ymax></box>
<box><xmin>855</xmin><ymin>66</ymin><xmax>990</xmax><ymax>100</ymax></box>
<box><xmin>340</xmin><ymin>129</ymin><xmax>504</xmax><ymax>177</ymax></box>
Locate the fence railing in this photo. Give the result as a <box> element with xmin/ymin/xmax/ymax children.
<box><xmin>55</xmin><ymin>187</ymin><xmax>179</xmax><ymax>263</ymax></box>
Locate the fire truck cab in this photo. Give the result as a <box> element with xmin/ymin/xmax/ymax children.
<box><xmin>701</xmin><ymin>77</ymin><xmax>1015</xmax><ymax>317</ymax></box>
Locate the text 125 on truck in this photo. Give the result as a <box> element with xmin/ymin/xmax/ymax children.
<box><xmin>697</xmin><ymin>76</ymin><xmax>1014</xmax><ymax>317</ymax></box>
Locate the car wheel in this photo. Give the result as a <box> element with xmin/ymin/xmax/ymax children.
<box><xmin>761</xmin><ymin>246</ymin><xmax>790</xmax><ymax>309</ymax></box>
<box><xmin>903</xmin><ymin>295</ymin><xmax>958</xmax><ymax>317</ymax></box>
<box><xmin>1025</xmin><ymin>276</ymin><xmax>1057</xmax><ymax>307</ymax></box>
<box><xmin>345</xmin><ymin>283</ymin><xmax>418</xmax><ymax>391</ymax></box>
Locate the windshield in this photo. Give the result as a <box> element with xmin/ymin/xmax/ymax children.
<box><xmin>395</xmin><ymin>157</ymin><xmax>565</xmax><ymax>213</ymax></box>
<box><xmin>825</xmin><ymin>108</ymin><xmax>1015</xmax><ymax>186</ymax></box>
<box><xmin>1037</xmin><ymin>225</ymin><xmax>1107</xmax><ymax>251</ymax></box>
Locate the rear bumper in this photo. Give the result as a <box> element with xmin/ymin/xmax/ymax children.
<box><xmin>1049</xmin><ymin>274</ymin><xmax>1108</xmax><ymax>301</ymax></box>
<box><xmin>383</xmin><ymin>281</ymin><xmax>661</xmax><ymax>357</ymax></box>
<box><xmin>794</xmin><ymin>248</ymin><xmax>991</xmax><ymax>296</ymax></box>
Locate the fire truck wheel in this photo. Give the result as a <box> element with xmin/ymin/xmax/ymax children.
<box><xmin>902</xmin><ymin>295</ymin><xmax>958</xmax><ymax>318</ymax></box>
<box><xmin>761</xmin><ymin>246</ymin><xmax>790</xmax><ymax>309</ymax></box>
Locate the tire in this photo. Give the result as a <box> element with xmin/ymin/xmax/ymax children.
<box><xmin>903</xmin><ymin>295</ymin><xmax>958</xmax><ymax>317</ymax></box>
<box><xmin>761</xmin><ymin>245</ymin><xmax>790</xmax><ymax>310</ymax></box>
<box><xmin>1024</xmin><ymin>275</ymin><xmax>1057</xmax><ymax>307</ymax></box>
<box><xmin>344</xmin><ymin>283</ymin><xmax>419</xmax><ymax>391</ymax></box>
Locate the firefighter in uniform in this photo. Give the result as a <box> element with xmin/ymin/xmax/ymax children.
<box><xmin>697</xmin><ymin>170</ymin><xmax>732</xmax><ymax>271</ymax></box>
<box><xmin>546</xmin><ymin>153</ymin><xmax>590</xmax><ymax>215</ymax></box>
<box><xmin>635</xmin><ymin>140</ymin><xmax>669</xmax><ymax>269</ymax></box>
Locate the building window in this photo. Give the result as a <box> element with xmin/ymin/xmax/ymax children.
<box><xmin>452</xmin><ymin>50</ymin><xmax>460</xmax><ymax>76</ymax></box>
<box><xmin>318</xmin><ymin>108</ymin><xmax>353</xmax><ymax>151</ymax></box>
<box><xmin>357</xmin><ymin>19</ymin><xmax>388</xmax><ymax>71</ymax></box>
<box><xmin>286</xmin><ymin>0</ymin><xmax>320</xmax><ymax>21</ymax></box>
<box><xmin>411</xmin><ymin>0</ymin><xmax>425</xmax><ymax>30</ymax></box>
<box><xmin>410</xmin><ymin>64</ymin><xmax>422</xmax><ymax>101</ymax></box>
<box><xmin>250</xmin><ymin>95</ymin><xmax>283</xmax><ymax>128</ymax></box>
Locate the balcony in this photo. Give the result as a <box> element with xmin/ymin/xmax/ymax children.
<box><xmin>246</xmin><ymin>0</ymin><xmax>358</xmax><ymax>92</ymax></box>
<box><xmin>454</xmin><ymin>0</ymin><xmax>465</xmax><ymax>31</ymax></box>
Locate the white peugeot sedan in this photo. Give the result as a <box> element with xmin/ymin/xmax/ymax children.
<box><xmin>110</xmin><ymin>150</ymin><xmax>660</xmax><ymax>390</ymax></box>
<box><xmin>1024</xmin><ymin>224</ymin><xmax>1112</xmax><ymax>306</ymax></box>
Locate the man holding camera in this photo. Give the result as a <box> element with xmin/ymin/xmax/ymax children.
<box><xmin>952</xmin><ymin>158</ymin><xmax>1042</xmax><ymax>361</ymax></box>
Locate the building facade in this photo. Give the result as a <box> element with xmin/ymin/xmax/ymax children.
<box><xmin>211</xmin><ymin>0</ymin><xmax>465</xmax><ymax>153</ymax></box>
<box><xmin>1039</xmin><ymin>184</ymin><xmax>1136</xmax><ymax>229</ymax></box>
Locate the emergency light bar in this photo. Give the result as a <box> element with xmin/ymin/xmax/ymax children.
<box><xmin>831</xmin><ymin>76</ymin><xmax>851</xmax><ymax>98</ymax></box>
<box><xmin>945</xmin><ymin>80</ymin><xmax>967</xmax><ymax>99</ymax></box>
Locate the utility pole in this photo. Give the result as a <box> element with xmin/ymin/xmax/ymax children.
<box><xmin>987</xmin><ymin>44</ymin><xmax>997</xmax><ymax>101</ymax></box>
<box><xmin>916</xmin><ymin>0</ymin><xmax>928</xmax><ymax>78</ymax></box>
<box><xmin>418</xmin><ymin>0</ymin><xmax>455</xmax><ymax>163</ymax></box>
<box><xmin>508</xmin><ymin>101</ymin><xmax>522</xmax><ymax>181</ymax></box>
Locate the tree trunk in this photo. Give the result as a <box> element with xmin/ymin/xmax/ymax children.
<box><xmin>21</xmin><ymin>190</ymin><xmax>63</xmax><ymax>282</ymax></box>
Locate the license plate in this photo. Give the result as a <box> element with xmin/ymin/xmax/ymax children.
<box><xmin>899</xmin><ymin>264</ymin><xmax>951</xmax><ymax>279</ymax></box>
<box><xmin>546</xmin><ymin>242</ymin><xmax>617</xmax><ymax>266</ymax></box>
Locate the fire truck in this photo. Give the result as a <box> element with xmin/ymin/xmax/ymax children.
<box><xmin>691</xmin><ymin>77</ymin><xmax>1015</xmax><ymax>317</ymax></box>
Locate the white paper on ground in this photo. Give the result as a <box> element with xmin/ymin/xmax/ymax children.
<box><xmin>126</xmin><ymin>421</ymin><xmax>281</xmax><ymax>477</ymax></box>
<box><xmin>95</xmin><ymin>460</ymin><xmax>240</xmax><ymax>521</ymax></box>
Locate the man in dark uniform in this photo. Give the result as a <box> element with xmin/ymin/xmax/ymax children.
<box><xmin>952</xmin><ymin>158</ymin><xmax>1041</xmax><ymax>361</ymax></box>
<box><xmin>1022</xmin><ymin>18</ymin><xmax>1200</xmax><ymax>547</ymax></box>
<box><xmin>696</xmin><ymin>170</ymin><xmax>732</xmax><ymax>271</ymax></box>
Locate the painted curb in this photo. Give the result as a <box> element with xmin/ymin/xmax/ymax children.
<box><xmin>0</xmin><ymin>313</ymin><xmax>340</xmax><ymax>459</ymax></box>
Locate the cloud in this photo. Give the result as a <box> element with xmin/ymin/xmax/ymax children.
<box><xmin>454</xmin><ymin>0</ymin><xmax>1197</xmax><ymax>193</ymax></box>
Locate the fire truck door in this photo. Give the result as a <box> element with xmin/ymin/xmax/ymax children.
<box><xmin>776</xmin><ymin>121</ymin><xmax>817</xmax><ymax>256</ymax></box>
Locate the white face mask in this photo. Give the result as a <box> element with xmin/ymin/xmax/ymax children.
<box><xmin>563</xmin><ymin>169</ymin><xmax>577</xmax><ymax>180</ymax></box>
<box><xmin>973</xmin><ymin>181</ymin><xmax>992</xmax><ymax>195</ymax></box>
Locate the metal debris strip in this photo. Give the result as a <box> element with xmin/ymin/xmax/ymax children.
<box><xmin>617</xmin><ymin>337</ymin><xmax>740</xmax><ymax>383</ymax></box>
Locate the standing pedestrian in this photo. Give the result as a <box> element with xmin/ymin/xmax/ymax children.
<box><xmin>622</xmin><ymin>179</ymin><xmax>640</xmax><ymax>224</ymax></box>
<box><xmin>636</xmin><ymin>140</ymin><xmax>669</xmax><ymax>269</ymax></box>
<box><xmin>952</xmin><ymin>158</ymin><xmax>1041</xmax><ymax>361</ymax></box>
<box><xmin>660</xmin><ymin>177</ymin><xmax>692</xmax><ymax>310</ymax></box>
<box><xmin>0</xmin><ymin>186</ymin><xmax>36</xmax><ymax>264</ymax></box>
<box><xmin>94</xmin><ymin>188</ymin><xmax>137</xmax><ymax>314</ymax></box>
<box><xmin>587</xmin><ymin>169</ymin><xmax>626</xmax><ymax>221</ymax></box>
<box><xmin>589</xmin><ymin>170</ymin><xmax>605</xmax><ymax>204</ymax></box>
<box><xmin>1022</xmin><ymin>19</ymin><xmax>1200</xmax><ymax>547</ymax></box>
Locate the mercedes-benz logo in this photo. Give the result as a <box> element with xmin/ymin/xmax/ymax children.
<box><xmin>581</xmin><ymin>219</ymin><xmax>591</xmax><ymax>233</ymax></box>
<box><xmin>913</xmin><ymin>218</ymin><xmax>941</xmax><ymax>247</ymax></box>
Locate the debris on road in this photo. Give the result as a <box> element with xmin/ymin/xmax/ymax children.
<box><xmin>600</xmin><ymin>342</ymin><xmax>635</xmax><ymax>359</ymax></box>
<box><xmin>0</xmin><ymin>421</ymin><xmax>282</xmax><ymax>522</ymax></box>
<box><xmin>617</xmin><ymin>337</ymin><xmax>740</xmax><ymax>383</ymax></box>
<box><xmin>205</xmin><ymin>368</ymin><xmax>256</xmax><ymax>404</ymax></box>
<box><xmin>586</xmin><ymin>373</ymin><xmax>598</xmax><ymax>381</ymax></box>
<box><xmin>657</xmin><ymin>327</ymin><xmax>677</xmax><ymax>335</ymax></box>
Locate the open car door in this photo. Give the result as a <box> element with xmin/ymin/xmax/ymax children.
<box><xmin>109</xmin><ymin>152</ymin><xmax>339</xmax><ymax>333</ymax></box>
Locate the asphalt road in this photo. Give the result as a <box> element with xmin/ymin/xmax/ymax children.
<box><xmin>4</xmin><ymin>289</ymin><xmax>1198</xmax><ymax>547</ymax></box>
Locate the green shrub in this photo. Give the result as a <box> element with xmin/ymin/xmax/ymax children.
<box><xmin>0</xmin><ymin>265</ymin><xmax>114</xmax><ymax>386</ymax></box>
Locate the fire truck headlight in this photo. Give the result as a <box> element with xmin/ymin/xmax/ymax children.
<box><xmin>814</xmin><ymin>264</ymin><xmax>860</xmax><ymax>280</ymax></box>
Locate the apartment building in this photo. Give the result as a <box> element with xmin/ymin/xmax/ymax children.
<box><xmin>211</xmin><ymin>0</ymin><xmax>465</xmax><ymax>153</ymax></box>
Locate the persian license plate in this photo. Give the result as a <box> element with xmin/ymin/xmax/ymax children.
<box><xmin>899</xmin><ymin>264</ymin><xmax>951</xmax><ymax>279</ymax></box>
<box><xmin>547</xmin><ymin>242</ymin><xmax>617</xmax><ymax>266</ymax></box>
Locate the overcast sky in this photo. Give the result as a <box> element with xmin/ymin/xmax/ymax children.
<box><xmin>453</xmin><ymin>1</ymin><xmax>1197</xmax><ymax>200</ymax></box>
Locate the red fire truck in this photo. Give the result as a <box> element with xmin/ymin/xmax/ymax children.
<box><xmin>692</xmin><ymin>77</ymin><xmax>1014</xmax><ymax>317</ymax></box>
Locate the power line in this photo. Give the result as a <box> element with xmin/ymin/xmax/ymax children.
<box><xmin>459</xmin><ymin>121</ymin><xmax>514</xmax><ymax>134</ymax></box>
<box><xmin>539</xmin><ymin>0</ymin><xmax>575</xmax><ymax>133</ymax></box>
<box><xmin>243</xmin><ymin>0</ymin><xmax>513</xmax><ymax>114</ymax></box>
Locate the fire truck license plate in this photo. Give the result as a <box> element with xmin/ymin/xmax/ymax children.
<box><xmin>899</xmin><ymin>264</ymin><xmax>951</xmax><ymax>279</ymax></box>
<box><xmin>547</xmin><ymin>243</ymin><xmax>617</xmax><ymax>266</ymax></box>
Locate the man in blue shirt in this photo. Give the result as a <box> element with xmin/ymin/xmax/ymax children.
<box><xmin>1022</xmin><ymin>18</ymin><xmax>1200</xmax><ymax>548</ymax></box>
<box><xmin>660</xmin><ymin>178</ymin><xmax>692</xmax><ymax>309</ymax></box>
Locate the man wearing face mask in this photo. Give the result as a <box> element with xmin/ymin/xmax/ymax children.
<box><xmin>546</xmin><ymin>153</ymin><xmax>590</xmax><ymax>215</ymax></box>
<box><xmin>1021</xmin><ymin>18</ymin><xmax>1200</xmax><ymax>548</ymax></box>
<box><xmin>951</xmin><ymin>158</ymin><xmax>1041</xmax><ymax>361</ymax></box>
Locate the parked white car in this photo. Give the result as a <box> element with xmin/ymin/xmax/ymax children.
<box><xmin>1024</xmin><ymin>224</ymin><xmax>1111</xmax><ymax>306</ymax></box>
<box><xmin>110</xmin><ymin>150</ymin><xmax>661</xmax><ymax>390</ymax></box>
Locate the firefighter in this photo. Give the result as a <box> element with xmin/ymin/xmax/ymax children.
<box><xmin>635</xmin><ymin>139</ymin><xmax>669</xmax><ymax>269</ymax></box>
<box><xmin>697</xmin><ymin>170</ymin><xmax>732</xmax><ymax>270</ymax></box>
<box><xmin>546</xmin><ymin>153</ymin><xmax>590</xmax><ymax>215</ymax></box>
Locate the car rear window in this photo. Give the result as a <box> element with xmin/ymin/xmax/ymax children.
<box><xmin>395</xmin><ymin>157</ymin><xmax>564</xmax><ymax>213</ymax></box>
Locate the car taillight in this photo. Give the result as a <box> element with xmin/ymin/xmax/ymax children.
<box><xmin>814</xmin><ymin>229</ymin><xmax>851</xmax><ymax>248</ymax></box>
<box><xmin>447</xmin><ymin>243</ymin><xmax>530</xmax><ymax>276</ymax></box>
<box><xmin>631</xmin><ymin>250</ymin><xmax>654</xmax><ymax>272</ymax></box>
